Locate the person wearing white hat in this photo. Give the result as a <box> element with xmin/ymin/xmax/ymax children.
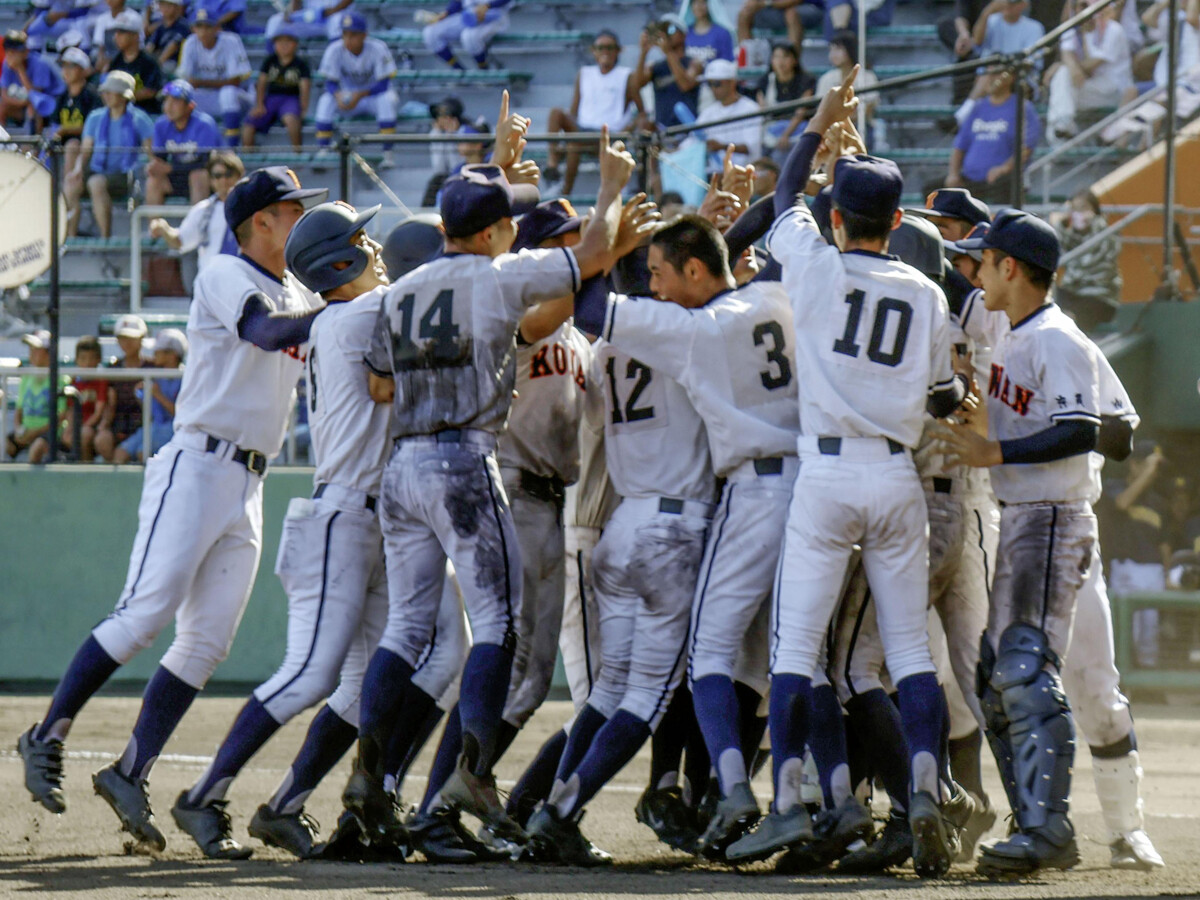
<box><xmin>48</xmin><ymin>45</ymin><xmax>100</xmax><ymax>187</ymax></box>
<box><xmin>95</xmin><ymin>313</ymin><xmax>151</xmax><ymax>460</ymax></box>
<box><xmin>107</xmin><ymin>9</ymin><xmax>166</xmax><ymax>115</ymax></box>
<box><xmin>5</xmin><ymin>330</ymin><xmax>65</xmax><ymax>464</ymax></box>
<box><xmin>692</xmin><ymin>57</ymin><xmax>762</xmax><ymax>172</ymax></box>
<box><xmin>68</xmin><ymin>69</ymin><xmax>153</xmax><ymax>237</ymax></box>
<box><xmin>113</xmin><ymin>327</ymin><xmax>188</xmax><ymax>464</ymax></box>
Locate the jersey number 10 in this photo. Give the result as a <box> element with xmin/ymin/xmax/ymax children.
<box><xmin>832</xmin><ymin>289</ymin><xmax>912</xmax><ymax>367</ymax></box>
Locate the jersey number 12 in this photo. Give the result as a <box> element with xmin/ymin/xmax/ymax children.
<box><xmin>832</xmin><ymin>289</ymin><xmax>912</xmax><ymax>367</ymax></box>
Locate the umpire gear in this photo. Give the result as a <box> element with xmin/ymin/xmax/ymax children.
<box><xmin>285</xmin><ymin>201</ymin><xmax>381</xmax><ymax>295</ymax></box>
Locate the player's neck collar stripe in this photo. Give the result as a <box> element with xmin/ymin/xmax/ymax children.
<box><xmin>1011</xmin><ymin>300</ymin><xmax>1055</xmax><ymax>332</ymax></box>
<box><xmin>843</xmin><ymin>249</ymin><xmax>898</xmax><ymax>261</ymax></box>
<box><xmin>238</xmin><ymin>251</ymin><xmax>284</xmax><ymax>285</ymax></box>
<box><xmin>705</xmin><ymin>286</ymin><xmax>734</xmax><ymax>306</ymax></box>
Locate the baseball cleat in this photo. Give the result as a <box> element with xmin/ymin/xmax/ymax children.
<box><xmin>909</xmin><ymin>790</ymin><xmax>953</xmax><ymax>878</ymax></box>
<box><xmin>526</xmin><ymin>805</ymin><xmax>613</xmax><ymax>867</ymax></box>
<box><xmin>957</xmin><ymin>794</ymin><xmax>997</xmax><ymax>862</ymax></box>
<box><xmin>170</xmin><ymin>791</ymin><xmax>253</xmax><ymax>860</ymax></box>
<box><xmin>837</xmin><ymin>812</ymin><xmax>912</xmax><ymax>873</ymax></box>
<box><xmin>771</xmin><ymin>797</ymin><xmax>872</xmax><ymax>873</ymax></box>
<box><xmin>1110</xmin><ymin>830</ymin><xmax>1165</xmax><ymax>870</ymax></box>
<box><xmin>635</xmin><ymin>786</ymin><xmax>701</xmax><ymax>853</ymax></box>
<box><xmin>695</xmin><ymin>781</ymin><xmax>760</xmax><ymax>859</ymax></box>
<box><xmin>18</xmin><ymin>725</ymin><xmax>67</xmax><ymax>814</ymax></box>
<box><xmin>342</xmin><ymin>765</ymin><xmax>408</xmax><ymax>846</ymax></box>
<box><xmin>93</xmin><ymin>763</ymin><xmax>166</xmax><ymax>851</ymax></box>
<box><xmin>440</xmin><ymin>754</ymin><xmax>527</xmax><ymax>844</ymax></box>
<box><xmin>409</xmin><ymin>808</ymin><xmax>482</xmax><ymax>863</ymax></box>
<box><xmin>977</xmin><ymin>827</ymin><xmax>1080</xmax><ymax>877</ymax></box>
<box><xmin>248</xmin><ymin>803</ymin><xmax>321</xmax><ymax>859</ymax></box>
<box><xmin>315</xmin><ymin>809</ymin><xmax>410</xmax><ymax>862</ymax></box>
<box><xmin>725</xmin><ymin>804</ymin><xmax>814</xmax><ymax>863</ymax></box>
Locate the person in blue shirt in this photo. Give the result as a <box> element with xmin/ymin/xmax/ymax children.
<box><xmin>146</xmin><ymin>78</ymin><xmax>222</xmax><ymax>205</ymax></box>
<box><xmin>421</xmin><ymin>0</ymin><xmax>513</xmax><ymax>69</ymax></box>
<box><xmin>25</xmin><ymin>0</ymin><xmax>94</xmax><ymax>54</ymax></box>
<box><xmin>113</xmin><ymin>328</ymin><xmax>187</xmax><ymax>464</ymax></box>
<box><xmin>685</xmin><ymin>0</ymin><xmax>734</xmax><ymax>67</ymax></box>
<box><xmin>634</xmin><ymin>21</ymin><xmax>702</xmax><ymax>128</ymax></box>
<box><xmin>0</xmin><ymin>30</ymin><xmax>66</xmax><ymax>133</ymax></box>
<box><xmin>947</xmin><ymin>67</ymin><xmax>1041</xmax><ymax>203</ymax></box>
<box><xmin>69</xmin><ymin>70</ymin><xmax>154</xmax><ymax>237</ymax></box>
<box><xmin>215</xmin><ymin>0</ymin><xmax>247</xmax><ymax>33</ymax></box>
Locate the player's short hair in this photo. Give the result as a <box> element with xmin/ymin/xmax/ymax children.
<box><xmin>990</xmin><ymin>249</ymin><xmax>1055</xmax><ymax>291</ymax></box>
<box><xmin>650</xmin><ymin>214</ymin><xmax>730</xmax><ymax>278</ymax></box>
<box><xmin>834</xmin><ymin>204</ymin><xmax>894</xmax><ymax>243</ymax></box>
<box><xmin>75</xmin><ymin>335</ymin><xmax>100</xmax><ymax>354</ymax></box>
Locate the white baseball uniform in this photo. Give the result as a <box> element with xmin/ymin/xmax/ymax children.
<box><xmin>315</xmin><ymin>36</ymin><xmax>398</xmax><ymax>130</ymax></box>
<box><xmin>177</xmin><ymin>31</ymin><xmax>253</xmax><ymax>124</ymax></box>
<box><xmin>767</xmin><ymin>201</ymin><xmax>954</xmax><ymax>684</ymax></box>
<box><xmin>91</xmin><ymin>254</ymin><xmax>320</xmax><ymax>690</ymax></box>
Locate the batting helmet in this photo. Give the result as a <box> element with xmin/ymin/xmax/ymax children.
<box><xmin>891</xmin><ymin>213</ymin><xmax>948</xmax><ymax>284</ymax></box>
<box><xmin>382</xmin><ymin>214</ymin><xmax>444</xmax><ymax>280</ymax></box>
<box><xmin>285</xmin><ymin>201</ymin><xmax>381</xmax><ymax>295</ymax></box>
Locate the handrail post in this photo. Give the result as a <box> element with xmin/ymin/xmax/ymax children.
<box><xmin>339</xmin><ymin>132</ymin><xmax>351</xmax><ymax>203</ymax></box>
<box><xmin>48</xmin><ymin>138</ymin><xmax>62</xmax><ymax>463</ymax></box>
<box><xmin>1156</xmin><ymin>0</ymin><xmax>1181</xmax><ymax>301</ymax></box>
<box><xmin>1012</xmin><ymin>56</ymin><xmax>1028</xmax><ymax>210</ymax></box>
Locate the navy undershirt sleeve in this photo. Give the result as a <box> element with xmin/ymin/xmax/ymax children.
<box><xmin>999</xmin><ymin>420</ymin><xmax>1098</xmax><ymax>464</ymax></box>
<box><xmin>237</xmin><ymin>293</ymin><xmax>322</xmax><ymax>351</ymax></box>
<box><xmin>774</xmin><ymin>131</ymin><xmax>823</xmax><ymax>220</ymax></box>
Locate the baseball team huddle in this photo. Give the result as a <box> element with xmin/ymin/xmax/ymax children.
<box><xmin>16</xmin><ymin>70</ymin><xmax>1167</xmax><ymax>880</ymax></box>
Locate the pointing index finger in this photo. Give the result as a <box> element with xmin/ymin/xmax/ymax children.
<box><xmin>841</xmin><ymin>64</ymin><xmax>860</xmax><ymax>94</ymax></box>
<box><xmin>499</xmin><ymin>89</ymin><xmax>509</xmax><ymax>123</ymax></box>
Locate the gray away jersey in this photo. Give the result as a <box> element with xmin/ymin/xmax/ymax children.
<box><xmin>366</xmin><ymin>248</ymin><xmax>581</xmax><ymax>438</ymax></box>
<box><xmin>593</xmin><ymin>338</ymin><xmax>715</xmax><ymax>503</ymax></box>
<box><xmin>497</xmin><ymin>321</ymin><xmax>593</xmax><ymax>483</ymax></box>
<box><xmin>598</xmin><ymin>282</ymin><xmax>800</xmax><ymax>477</ymax></box>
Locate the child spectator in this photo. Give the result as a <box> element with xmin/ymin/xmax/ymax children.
<box><xmin>146</xmin><ymin>79</ymin><xmax>221</xmax><ymax>205</ymax></box>
<box><xmin>61</xmin><ymin>334</ymin><xmax>107</xmax><ymax>461</ymax></box>
<box><xmin>69</xmin><ymin>71</ymin><xmax>154</xmax><ymax>238</ymax></box>
<box><xmin>241</xmin><ymin>24</ymin><xmax>311</xmax><ymax>150</ymax></box>
<box><xmin>423</xmin><ymin>94</ymin><xmax>463</xmax><ymax>204</ymax></box>
<box><xmin>945</xmin><ymin>67</ymin><xmax>1040</xmax><ymax>203</ymax></box>
<box><xmin>314</xmin><ymin>14</ymin><xmax>398</xmax><ymax>166</ymax></box>
<box><xmin>1049</xmin><ymin>188</ymin><xmax>1120</xmax><ymax>331</ymax></box>
<box><xmin>106</xmin><ymin>9</ymin><xmax>165</xmax><ymax>114</ymax></box>
<box><xmin>815</xmin><ymin>30</ymin><xmax>879</xmax><ymax>124</ymax></box>
<box><xmin>149</xmin><ymin>149</ymin><xmax>244</xmax><ymax>268</ymax></box>
<box><xmin>91</xmin><ymin>0</ymin><xmax>131</xmax><ymax>72</ymax></box>
<box><xmin>49</xmin><ymin>47</ymin><xmax>100</xmax><ymax>186</ymax></box>
<box><xmin>693</xmin><ymin>58</ymin><xmax>761</xmax><ymax>171</ymax></box>
<box><xmin>5</xmin><ymin>330</ymin><xmax>65</xmax><ymax>463</ymax></box>
<box><xmin>0</xmin><ymin>30</ymin><xmax>66</xmax><ymax>133</ymax></box>
<box><xmin>685</xmin><ymin>0</ymin><xmax>734</xmax><ymax>67</ymax></box>
<box><xmin>95</xmin><ymin>313</ymin><xmax>151</xmax><ymax>461</ymax></box>
<box><xmin>420</xmin><ymin>0</ymin><xmax>512</xmax><ymax>70</ymax></box>
<box><xmin>113</xmin><ymin>328</ymin><xmax>186</xmax><ymax>463</ymax></box>
<box><xmin>755</xmin><ymin>41</ymin><xmax>815</xmax><ymax>160</ymax></box>
<box><xmin>146</xmin><ymin>0</ymin><xmax>191</xmax><ymax>72</ymax></box>
<box><xmin>177</xmin><ymin>1</ymin><xmax>253</xmax><ymax>146</ymax></box>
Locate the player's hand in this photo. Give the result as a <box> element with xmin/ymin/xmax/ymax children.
<box><xmin>597</xmin><ymin>125</ymin><xmax>636</xmax><ymax>190</ymax></box>
<box><xmin>506</xmin><ymin>158</ymin><xmax>541</xmax><ymax>186</ymax></box>
<box><xmin>732</xmin><ymin>246</ymin><xmax>762</xmax><ymax>285</ymax></box>
<box><xmin>493</xmin><ymin>89</ymin><xmax>531</xmax><ymax>169</ymax></box>
<box><xmin>935</xmin><ymin>420</ymin><xmax>1002</xmax><ymax>469</ymax></box>
<box><xmin>697</xmin><ymin>173</ymin><xmax>743</xmax><ymax>230</ymax></box>
<box><xmin>613</xmin><ymin>192</ymin><xmax>660</xmax><ymax>259</ymax></box>
<box><xmin>838</xmin><ymin>116</ymin><xmax>868</xmax><ymax>157</ymax></box>
<box><xmin>721</xmin><ymin>144</ymin><xmax>754</xmax><ymax>209</ymax></box>
<box><xmin>807</xmin><ymin>64</ymin><xmax>859</xmax><ymax>136</ymax></box>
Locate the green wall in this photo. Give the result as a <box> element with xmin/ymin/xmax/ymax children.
<box><xmin>0</xmin><ymin>466</ymin><xmax>313</xmax><ymax>683</ymax></box>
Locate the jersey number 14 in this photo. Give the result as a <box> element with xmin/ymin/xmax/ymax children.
<box><xmin>832</xmin><ymin>289</ymin><xmax>912</xmax><ymax>367</ymax></box>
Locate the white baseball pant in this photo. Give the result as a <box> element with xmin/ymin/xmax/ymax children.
<box><xmin>423</xmin><ymin>10</ymin><xmax>509</xmax><ymax>59</ymax></box>
<box><xmin>314</xmin><ymin>90</ymin><xmax>398</xmax><ymax>128</ymax></box>
<box><xmin>559</xmin><ymin>524</ymin><xmax>603</xmax><ymax>712</ymax></box>
<box><xmin>192</xmin><ymin>85</ymin><xmax>253</xmax><ymax>125</ymax></box>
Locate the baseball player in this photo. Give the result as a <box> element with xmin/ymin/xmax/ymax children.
<box><xmin>17</xmin><ymin>166</ymin><xmax>327</xmax><ymax>849</ymax></box>
<box><xmin>344</xmin><ymin>110</ymin><xmax>637</xmax><ymax>847</ymax></box>
<box><xmin>727</xmin><ymin>71</ymin><xmax>967</xmax><ymax>878</ymax></box>
<box><xmin>938</xmin><ymin>208</ymin><xmax>1103</xmax><ymax>876</ymax></box>
<box><xmin>421</xmin><ymin>0</ymin><xmax>512</xmax><ymax>70</ymax></box>
<box><xmin>314</xmin><ymin>13</ymin><xmax>398</xmax><ymax>168</ymax></box>
<box><xmin>176</xmin><ymin>0</ymin><xmax>252</xmax><ymax>145</ymax></box>
<box><xmin>906</xmin><ymin>187</ymin><xmax>991</xmax><ymax>245</ymax></box>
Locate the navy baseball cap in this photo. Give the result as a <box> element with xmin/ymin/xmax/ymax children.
<box><xmin>908</xmin><ymin>188</ymin><xmax>991</xmax><ymax>226</ymax></box>
<box><xmin>945</xmin><ymin>221</ymin><xmax>990</xmax><ymax>261</ymax></box>
<box><xmin>383</xmin><ymin>214</ymin><xmax>444</xmax><ymax>279</ymax></box>
<box><xmin>225</xmin><ymin>166</ymin><xmax>328</xmax><ymax>232</ymax></box>
<box><xmin>191</xmin><ymin>2</ymin><xmax>219</xmax><ymax>24</ymax></box>
<box><xmin>273</xmin><ymin>21</ymin><xmax>301</xmax><ymax>39</ymax></box>
<box><xmin>440</xmin><ymin>164</ymin><xmax>539</xmax><ymax>238</ymax></box>
<box><xmin>513</xmin><ymin>198</ymin><xmax>582</xmax><ymax>251</ymax></box>
<box><xmin>956</xmin><ymin>208</ymin><xmax>1060</xmax><ymax>272</ymax></box>
<box><xmin>340</xmin><ymin>11</ymin><xmax>367</xmax><ymax>32</ymax></box>
<box><xmin>161</xmin><ymin>78</ymin><xmax>194</xmax><ymax>102</ymax></box>
<box><xmin>831</xmin><ymin>155</ymin><xmax>903</xmax><ymax>218</ymax></box>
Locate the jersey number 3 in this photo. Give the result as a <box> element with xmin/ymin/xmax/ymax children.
<box><xmin>832</xmin><ymin>289</ymin><xmax>912</xmax><ymax>367</ymax></box>
<box><xmin>753</xmin><ymin>320</ymin><xmax>792</xmax><ymax>390</ymax></box>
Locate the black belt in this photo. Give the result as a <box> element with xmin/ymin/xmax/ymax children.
<box><xmin>932</xmin><ymin>477</ymin><xmax>953</xmax><ymax>495</ymax></box>
<box><xmin>817</xmin><ymin>436</ymin><xmax>905</xmax><ymax>456</ymax></box>
<box><xmin>314</xmin><ymin>483</ymin><xmax>377</xmax><ymax>512</ymax></box>
<box><xmin>395</xmin><ymin>428</ymin><xmax>475</xmax><ymax>448</ymax></box>
<box><xmin>518</xmin><ymin>469</ymin><xmax>566</xmax><ymax>507</ymax></box>
<box><xmin>205</xmin><ymin>435</ymin><xmax>268</xmax><ymax>476</ymax></box>
<box><xmin>754</xmin><ymin>457</ymin><xmax>785</xmax><ymax>476</ymax></box>
<box><xmin>659</xmin><ymin>498</ymin><xmax>684</xmax><ymax>514</ymax></box>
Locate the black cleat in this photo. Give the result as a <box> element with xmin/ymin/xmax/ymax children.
<box><xmin>93</xmin><ymin>763</ymin><xmax>166</xmax><ymax>851</ymax></box>
<box><xmin>909</xmin><ymin>790</ymin><xmax>953</xmax><ymax>879</ymax></box>
<box><xmin>526</xmin><ymin>805</ymin><xmax>613</xmax><ymax>867</ymax></box>
<box><xmin>771</xmin><ymin>796</ymin><xmax>872</xmax><ymax>873</ymax></box>
<box><xmin>248</xmin><ymin>803</ymin><xmax>321</xmax><ymax>859</ymax></box>
<box><xmin>18</xmin><ymin>726</ymin><xmax>66</xmax><ymax>814</ymax></box>
<box><xmin>409</xmin><ymin>808</ymin><xmax>482</xmax><ymax>863</ymax></box>
<box><xmin>837</xmin><ymin>812</ymin><xmax>912</xmax><ymax>874</ymax></box>
<box><xmin>696</xmin><ymin>782</ymin><xmax>760</xmax><ymax>860</ymax></box>
<box><xmin>315</xmin><ymin>809</ymin><xmax>410</xmax><ymax>862</ymax></box>
<box><xmin>343</xmin><ymin>765</ymin><xmax>408</xmax><ymax>846</ymax></box>
<box><xmin>635</xmin><ymin>786</ymin><xmax>700</xmax><ymax>853</ymax></box>
<box><xmin>171</xmin><ymin>791</ymin><xmax>253</xmax><ymax>860</ymax></box>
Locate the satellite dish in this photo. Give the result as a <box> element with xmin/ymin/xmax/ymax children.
<box><xmin>0</xmin><ymin>150</ymin><xmax>67</xmax><ymax>289</ymax></box>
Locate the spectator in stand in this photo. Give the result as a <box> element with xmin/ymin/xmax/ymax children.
<box><xmin>69</xmin><ymin>71</ymin><xmax>153</xmax><ymax>237</ymax></box>
<box><xmin>964</xmin><ymin>0</ymin><xmax>1045</xmax><ymax>104</ymax></box>
<box><xmin>685</xmin><ymin>0</ymin><xmax>734</xmax><ymax>67</ymax></box>
<box><xmin>430</xmin><ymin>120</ymin><xmax>491</xmax><ymax>204</ymax></box>
<box><xmin>113</xmin><ymin>328</ymin><xmax>186</xmax><ymax>464</ymax></box>
<box><xmin>1130</xmin><ymin>0</ymin><xmax>1200</xmax><ymax>100</ymax></box>
<box><xmin>1049</xmin><ymin>187</ymin><xmax>1120</xmax><ymax>331</ymax></box>
<box><xmin>544</xmin><ymin>30</ymin><xmax>641</xmax><ymax>196</ymax></box>
<box><xmin>148</xmin><ymin>149</ymin><xmax>243</xmax><ymax>268</ymax></box>
<box><xmin>737</xmin><ymin>0</ymin><xmax>819</xmax><ymax>56</ymax></box>
<box><xmin>815</xmin><ymin>31</ymin><xmax>879</xmax><ymax>133</ymax></box>
<box><xmin>751</xmin><ymin>154</ymin><xmax>778</xmax><ymax>197</ymax></box>
<box><xmin>266</xmin><ymin>0</ymin><xmax>356</xmax><ymax>42</ymax></box>
<box><xmin>145</xmin><ymin>79</ymin><xmax>221</xmax><ymax>205</ymax></box>
<box><xmin>940</xmin><ymin>0</ymin><xmax>990</xmax><ymax>104</ymax></box>
<box><xmin>61</xmin><ymin>334</ymin><xmax>108</xmax><ymax>461</ymax></box>
<box><xmin>423</xmin><ymin>94</ymin><xmax>463</xmax><ymax>204</ymax></box>
<box><xmin>48</xmin><ymin>47</ymin><xmax>100</xmax><ymax>179</ymax></box>
<box><xmin>215</xmin><ymin>0</ymin><xmax>247</xmax><ymax>33</ymax></box>
<box><xmin>5</xmin><ymin>330</ymin><xmax>65</xmax><ymax>464</ymax></box>
<box><xmin>946</xmin><ymin>66</ymin><xmax>1040</xmax><ymax>203</ymax></box>
<box><xmin>95</xmin><ymin>313</ymin><xmax>150</xmax><ymax>461</ymax></box>
<box><xmin>634</xmin><ymin>20</ymin><xmax>701</xmax><ymax>128</ymax></box>
<box><xmin>177</xmin><ymin>1</ymin><xmax>253</xmax><ymax>146</ymax></box>
<box><xmin>314</xmin><ymin>13</ymin><xmax>398</xmax><ymax>166</ymax></box>
<box><xmin>25</xmin><ymin>1</ymin><xmax>95</xmax><ymax>56</ymax></box>
<box><xmin>755</xmin><ymin>41</ymin><xmax>815</xmax><ymax>160</ymax></box>
<box><xmin>146</xmin><ymin>0</ymin><xmax>190</xmax><ymax>72</ymax></box>
<box><xmin>421</xmin><ymin>0</ymin><xmax>512</xmax><ymax>70</ymax></box>
<box><xmin>106</xmin><ymin>9</ymin><xmax>165</xmax><ymax>115</ymax></box>
<box><xmin>693</xmin><ymin>58</ymin><xmax>761</xmax><ymax>172</ymax></box>
<box><xmin>91</xmin><ymin>0</ymin><xmax>130</xmax><ymax>72</ymax></box>
<box><xmin>1046</xmin><ymin>0</ymin><xmax>1131</xmax><ymax>142</ymax></box>
<box><xmin>241</xmin><ymin>25</ymin><xmax>311</xmax><ymax>150</ymax></box>
<box><xmin>0</xmin><ymin>30</ymin><xmax>65</xmax><ymax>133</ymax></box>
<box><xmin>825</xmin><ymin>0</ymin><xmax>898</xmax><ymax>39</ymax></box>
